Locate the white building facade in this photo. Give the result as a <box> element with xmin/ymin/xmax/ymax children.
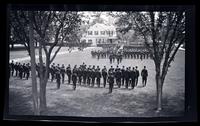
<box><xmin>80</xmin><ymin>23</ymin><xmax>118</xmax><ymax>46</ymax></box>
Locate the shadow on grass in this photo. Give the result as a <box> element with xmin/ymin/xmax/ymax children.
<box><xmin>9</xmin><ymin>89</ymin><xmax>34</xmax><ymax>115</ymax></box>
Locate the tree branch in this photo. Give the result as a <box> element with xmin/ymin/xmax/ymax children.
<box><xmin>168</xmin><ymin>37</ymin><xmax>184</xmax><ymax>65</ymax></box>
<box><xmin>49</xmin><ymin>46</ymin><xmax>62</xmax><ymax>64</ymax></box>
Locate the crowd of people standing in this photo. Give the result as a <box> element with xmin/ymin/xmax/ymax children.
<box><xmin>9</xmin><ymin>61</ymin><xmax>148</xmax><ymax>93</ymax></box>
<box><xmin>91</xmin><ymin>47</ymin><xmax>153</xmax><ymax>65</ymax></box>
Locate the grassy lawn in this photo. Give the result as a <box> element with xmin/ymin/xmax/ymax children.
<box><xmin>9</xmin><ymin>47</ymin><xmax>185</xmax><ymax>117</ymax></box>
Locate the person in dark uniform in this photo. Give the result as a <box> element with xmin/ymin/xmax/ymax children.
<box><xmin>124</xmin><ymin>67</ymin><xmax>130</xmax><ymax>89</ymax></box>
<box><xmin>10</xmin><ymin>60</ymin><xmax>15</xmax><ymax>76</ymax></box>
<box><xmin>128</xmin><ymin>67</ymin><xmax>132</xmax><ymax>87</ymax></box>
<box><xmin>50</xmin><ymin>64</ymin><xmax>55</xmax><ymax>82</ymax></box>
<box><xmin>87</xmin><ymin>65</ymin><xmax>91</xmax><ymax>86</ymax></box>
<box><xmin>130</xmin><ymin>67</ymin><xmax>136</xmax><ymax>89</ymax></box>
<box><xmin>115</xmin><ymin>66</ymin><xmax>121</xmax><ymax>88</ymax></box>
<box><xmin>73</xmin><ymin>65</ymin><xmax>78</xmax><ymax>74</ymax></box>
<box><xmin>116</xmin><ymin>54</ymin><xmax>120</xmax><ymax>64</ymax></box>
<box><xmin>135</xmin><ymin>66</ymin><xmax>139</xmax><ymax>86</ymax></box>
<box><xmin>113</xmin><ymin>54</ymin><xmax>115</xmax><ymax>63</ymax></box>
<box><xmin>96</xmin><ymin>66</ymin><xmax>101</xmax><ymax>88</ymax></box>
<box><xmin>108</xmin><ymin>66</ymin><xmax>114</xmax><ymax>75</ymax></box>
<box><xmin>121</xmin><ymin>66</ymin><xmax>125</xmax><ymax>86</ymax></box>
<box><xmin>66</xmin><ymin>64</ymin><xmax>72</xmax><ymax>84</ymax></box>
<box><xmin>22</xmin><ymin>63</ymin><xmax>26</xmax><ymax>78</ymax></box>
<box><xmin>107</xmin><ymin>71</ymin><xmax>115</xmax><ymax>93</ymax></box>
<box><xmin>97</xmin><ymin>51</ymin><xmax>100</xmax><ymax>60</ymax></box>
<box><xmin>14</xmin><ymin>62</ymin><xmax>19</xmax><ymax>77</ymax></box>
<box><xmin>109</xmin><ymin>54</ymin><xmax>112</xmax><ymax>64</ymax></box>
<box><xmin>102</xmin><ymin>66</ymin><xmax>107</xmax><ymax>88</ymax></box>
<box><xmin>91</xmin><ymin>65</ymin><xmax>96</xmax><ymax>87</ymax></box>
<box><xmin>119</xmin><ymin>53</ymin><xmax>123</xmax><ymax>63</ymax></box>
<box><xmin>141</xmin><ymin>66</ymin><xmax>148</xmax><ymax>87</ymax></box>
<box><xmin>25</xmin><ymin>63</ymin><xmax>30</xmax><ymax>80</ymax></box>
<box><xmin>82</xmin><ymin>66</ymin><xmax>87</xmax><ymax>85</ymax></box>
<box><xmin>55</xmin><ymin>66</ymin><xmax>61</xmax><ymax>89</ymax></box>
<box><xmin>60</xmin><ymin>64</ymin><xmax>65</xmax><ymax>84</ymax></box>
<box><xmin>77</xmin><ymin>66</ymin><xmax>82</xmax><ymax>85</ymax></box>
<box><xmin>81</xmin><ymin>62</ymin><xmax>86</xmax><ymax>69</ymax></box>
<box><xmin>72</xmin><ymin>71</ymin><xmax>77</xmax><ymax>90</ymax></box>
<box><xmin>18</xmin><ymin>63</ymin><xmax>23</xmax><ymax>79</ymax></box>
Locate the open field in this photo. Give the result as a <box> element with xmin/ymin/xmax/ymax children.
<box><xmin>9</xmin><ymin>47</ymin><xmax>185</xmax><ymax>117</ymax></box>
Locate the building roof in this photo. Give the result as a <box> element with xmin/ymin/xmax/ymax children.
<box><xmin>87</xmin><ymin>23</ymin><xmax>116</xmax><ymax>31</ymax></box>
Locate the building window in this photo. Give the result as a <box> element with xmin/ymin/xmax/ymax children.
<box><xmin>110</xmin><ymin>31</ymin><xmax>113</xmax><ymax>36</ymax></box>
<box><xmin>88</xmin><ymin>39</ymin><xmax>92</xmax><ymax>43</ymax></box>
<box><xmin>106</xmin><ymin>31</ymin><xmax>110</xmax><ymax>35</ymax></box>
<box><xmin>101</xmin><ymin>31</ymin><xmax>105</xmax><ymax>35</ymax></box>
<box><xmin>98</xmin><ymin>39</ymin><xmax>101</xmax><ymax>44</ymax></box>
<box><xmin>88</xmin><ymin>31</ymin><xmax>93</xmax><ymax>35</ymax></box>
<box><xmin>94</xmin><ymin>31</ymin><xmax>98</xmax><ymax>35</ymax></box>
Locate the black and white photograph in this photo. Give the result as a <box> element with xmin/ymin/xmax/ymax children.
<box><xmin>5</xmin><ymin>4</ymin><xmax>196</xmax><ymax>122</ymax></box>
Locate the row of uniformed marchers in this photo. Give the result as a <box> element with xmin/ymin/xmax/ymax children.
<box><xmin>9</xmin><ymin>61</ymin><xmax>148</xmax><ymax>93</ymax></box>
<box><xmin>9</xmin><ymin>61</ymin><xmax>31</xmax><ymax>80</ymax></box>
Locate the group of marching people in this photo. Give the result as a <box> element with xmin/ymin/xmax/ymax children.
<box><xmin>9</xmin><ymin>60</ymin><xmax>31</xmax><ymax>80</ymax></box>
<box><xmin>91</xmin><ymin>48</ymin><xmax>153</xmax><ymax>64</ymax></box>
<box><xmin>9</xmin><ymin>60</ymin><xmax>148</xmax><ymax>93</ymax></box>
<box><xmin>42</xmin><ymin>62</ymin><xmax>149</xmax><ymax>93</ymax></box>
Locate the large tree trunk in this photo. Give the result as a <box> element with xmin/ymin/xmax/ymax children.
<box><xmin>155</xmin><ymin>64</ymin><xmax>164</xmax><ymax>112</ymax></box>
<box><xmin>28</xmin><ymin>12</ymin><xmax>39</xmax><ymax>115</ymax></box>
<box><xmin>40</xmin><ymin>57</ymin><xmax>49</xmax><ymax>113</ymax></box>
<box><xmin>38</xmin><ymin>40</ymin><xmax>47</xmax><ymax>113</ymax></box>
<box><xmin>156</xmin><ymin>74</ymin><xmax>163</xmax><ymax>112</ymax></box>
<box><xmin>40</xmin><ymin>79</ymin><xmax>47</xmax><ymax>112</ymax></box>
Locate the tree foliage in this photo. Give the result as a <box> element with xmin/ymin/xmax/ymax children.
<box><xmin>114</xmin><ymin>11</ymin><xmax>185</xmax><ymax>111</ymax></box>
<box><xmin>10</xmin><ymin>10</ymin><xmax>81</xmax><ymax>114</ymax></box>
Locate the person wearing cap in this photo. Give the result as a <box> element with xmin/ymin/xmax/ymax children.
<box><xmin>14</xmin><ymin>62</ymin><xmax>19</xmax><ymax>77</ymax></box>
<box><xmin>72</xmin><ymin>71</ymin><xmax>77</xmax><ymax>90</ymax></box>
<box><xmin>77</xmin><ymin>66</ymin><xmax>83</xmax><ymax>85</ymax></box>
<box><xmin>10</xmin><ymin>60</ymin><xmax>15</xmax><ymax>76</ymax></box>
<box><xmin>91</xmin><ymin>65</ymin><xmax>96</xmax><ymax>87</ymax></box>
<box><xmin>66</xmin><ymin>64</ymin><xmax>72</xmax><ymax>84</ymax></box>
<box><xmin>130</xmin><ymin>67</ymin><xmax>136</xmax><ymax>89</ymax></box>
<box><xmin>86</xmin><ymin>65</ymin><xmax>91</xmax><ymax>86</ymax></box>
<box><xmin>115</xmin><ymin>65</ymin><xmax>121</xmax><ymax>88</ymax></box>
<box><xmin>121</xmin><ymin>66</ymin><xmax>125</xmax><ymax>86</ymax></box>
<box><xmin>55</xmin><ymin>66</ymin><xmax>61</xmax><ymax>89</ymax></box>
<box><xmin>50</xmin><ymin>64</ymin><xmax>55</xmax><ymax>82</ymax></box>
<box><xmin>141</xmin><ymin>66</ymin><xmax>148</xmax><ymax>87</ymax></box>
<box><xmin>22</xmin><ymin>63</ymin><xmax>26</xmax><ymax>78</ymax></box>
<box><xmin>18</xmin><ymin>63</ymin><xmax>23</xmax><ymax>79</ymax></box>
<box><xmin>108</xmin><ymin>66</ymin><xmax>114</xmax><ymax>75</ymax></box>
<box><xmin>102</xmin><ymin>66</ymin><xmax>108</xmax><ymax>88</ymax></box>
<box><xmin>135</xmin><ymin>66</ymin><xmax>139</xmax><ymax>86</ymax></box>
<box><xmin>124</xmin><ymin>67</ymin><xmax>130</xmax><ymax>89</ymax></box>
<box><xmin>60</xmin><ymin>64</ymin><xmax>65</xmax><ymax>84</ymax></box>
<box><xmin>25</xmin><ymin>63</ymin><xmax>30</xmax><ymax>80</ymax></box>
<box><xmin>107</xmin><ymin>70</ymin><xmax>115</xmax><ymax>93</ymax></box>
<box><xmin>96</xmin><ymin>66</ymin><xmax>101</xmax><ymax>88</ymax></box>
<box><xmin>82</xmin><ymin>65</ymin><xmax>87</xmax><ymax>85</ymax></box>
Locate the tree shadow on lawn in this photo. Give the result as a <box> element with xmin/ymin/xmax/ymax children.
<box><xmin>41</xmin><ymin>98</ymin><xmax>86</xmax><ymax>116</ymax></box>
<box><xmin>9</xmin><ymin>89</ymin><xmax>34</xmax><ymax>115</ymax></box>
<box><xmin>41</xmin><ymin>90</ymin><xmax>184</xmax><ymax>117</ymax></box>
